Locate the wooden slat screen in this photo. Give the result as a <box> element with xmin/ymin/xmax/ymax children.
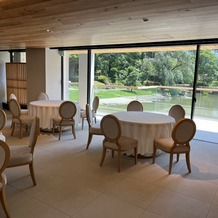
<box><xmin>6</xmin><ymin>63</ymin><xmax>27</xmax><ymax>105</ymax></box>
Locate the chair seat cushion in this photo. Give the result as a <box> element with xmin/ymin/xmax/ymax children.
<box><xmin>8</xmin><ymin>145</ymin><xmax>32</xmax><ymax>166</ymax></box>
<box><xmin>90</xmin><ymin>123</ymin><xmax>102</xmax><ymax>134</ymax></box>
<box><xmin>21</xmin><ymin>109</ymin><xmax>28</xmax><ymax>115</ymax></box>
<box><xmin>104</xmin><ymin>136</ymin><xmax>137</xmax><ymax>151</ymax></box>
<box><xmin>154</xmin><ymin>138</ymin><xmax>190</xmax><ymax>153</ymax></box>
<box><xmin>13</xmin><ymin>115</ymin><xmax>35</xmax><ymax>124</ymax></box>
<box><xmin>53</xmin><ymin>117</ymin><xmax>75</xmax><ymax>126</ymax></box>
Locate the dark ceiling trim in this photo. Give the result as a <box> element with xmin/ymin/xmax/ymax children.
<box><xmin>0</xmin><ymin>49</ymin><xmax>26</xmax><ymax>52</ymax></box>
<box><xmin>51</xmin><ymin>38</ymin><xmax>218</xmax><ymax>51</ymax></box>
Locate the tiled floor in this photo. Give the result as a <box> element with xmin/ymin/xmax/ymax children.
<box><xmin>1</xmin><ymin>112</ymin><xmax>218</xmax><ymax>218</ymax></box>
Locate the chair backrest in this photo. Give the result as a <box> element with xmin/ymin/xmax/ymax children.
<box><xmin>101</xmin><ymin>114</ymin><xmax>121</xmax><ymax>142</ymax></box>
<box><xmin>29</xmin><ymin>117</ymin><xmax>40</xmax><ymax>154</ymax></box>
<box><xmin>169</xmin><ymin>104</ymin><xmax>185</xmax><ymax>123</ymax></box>
<box><xmin>92</xmin><ymin>96</ymin><xmax>99</xmax><ymax>113</ymax></box>
<box><xmin>0</xmin><ymin>140</ymin><xmax>10</xmax><ymax>177</ymax></box>
<box><xmin>9</xmin><ymin>93</ymin><xmax>17</xmax><ymax>100</ymax></box>
<box><xmin>9</xmin><ymin>99</ymin><xmax>21</xmax><ymax>119</ymax></box>
<box><xmin>172</xmin><ymin>118</ymin><xmax>196</xmax><ymax>145</ymax></box>
<box><xmin>86</xmin><ymin>104</ymin><xmax>93</xmax><ymax>128</ymax></box>
<box><xmin>127</xmin><ymin>100</ymin><xmax>143</xmax><ymax>111</ymax></box>
<box><xmin>37</xmin><ymin>92</ymin><xmax>49</xmax><ymax>100</ymax></box>
<box><xmin>0</xmin><ymin>109</ymin><xmax>7</xmax><ymax>131</ymax></box>
<box><xmin>59</xmin><ymin>101</ymin><xmax>77</xmax><ymax>120</ymax></box>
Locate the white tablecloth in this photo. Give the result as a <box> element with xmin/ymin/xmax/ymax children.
<box><xmin>113</xmin><ymin>111</ymin><xmax>175</xmax><ymax>156</ymax></box>
<box><xmin>29</xmin><ymin>100</ymin><xmax>80</xmax><ymax>129</ymax></box>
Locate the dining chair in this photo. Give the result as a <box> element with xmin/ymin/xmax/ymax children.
<box><xmin>168</xmin><ymin>104</ymin><xmax>185</xmax><ymax>123</ymax></box>
<box><xmin>9</xmin><ymin>93</ymin><xmax>28</xmax><ymax>115</ymax></box>
<box><xmin>52</xmin><ymin>101</ymin><xmax>77</xmax><ymax>140</ymax></box>
<box><xmin>85</xmin><ymin>104</ymin><xmax>103</xmax><ymax>150</ymax></box>
<box><xmin>7</xmin><ymin>117</ymin><xmax>40</xmax><ymax>186</ymax></box>
<box><xmin>152</xmin><ymin>118</ymin><xmax>196</xmax><ymax>174</ymax></box>
<box><xmin>0</xmin><ymin>140</ymin><xmax>11</xmax><ymax>218</ymax></box>
<box><xmin>100</xmin><ymin>114</ymin><xmax>138</xmax><ymax>172</ymax></box>
<box><xmin>127</xmin><ymin>100</ymin><xmax>143</xmax><ymax>111</ymax></box>
<box><xmin>0</xmin><ymin>109</ymin><xmax>7</xmax><ymax>132</ymax></box>
<box><xmin>9</xmin><ymin>99</ymin><xmax>35</xmax><ymax>139</ymax></box>
<box><xmin>80</xmin><ymin>96</ymin><xmax>100</xmax><ymax>130</ymax></box>
<box><xmin>36</xmin><ymin>92</ymin><xmax>49</xmax><ymax>100</ymax></box>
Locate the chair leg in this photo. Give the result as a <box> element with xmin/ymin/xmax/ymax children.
<box><xmin>11</xmin><ymin>123</ymin><xmax>15</xmax><ymax>136</ymax></box>
<box><xmin>152</xmin><ymin>145</ymin><xmax>157</xmax><ymax>164</ymax></box>
<box><xmin>169</xmin><ymin>153</ymin><xmax>173</xmax><ymax>174</ymax></box>
<box><xmin>72</xmin><ymin>125</ymin><xmax>76</xmax><ymax>139</ymax></box>
<box><xmin>58</xmin><ymin>126</ymin><xmax>61</xmax><ymax>140</ymax></box>
<box><xmin>100</xmin><ymin>147</ymin><xmax>107</xmax><ymax>167</ymax></box>
<box><xmin>176</xmin><ymin>154</ymin><xmax>180</xmax><ymax>162</ymax></box>
<box><xmin>20</xmin><ymin>124</ymin><xmax>23</xmax><ymax>139</ymax></box>
<box><xmin>186</xmin><ymin>152</ymin><xmax>191</xmax><ymax>173</ymax></box>
<box><xmin>29</xmin><ymin>163</ymin><xmax>37</xmax><ymax>186</ymax></box>
<box><xmin>112</xmin><ymin>150</ymin><xmax>114</xmax><ymax>158</ymax></box>
<box><xmin>134</xmin><ymin>147</ymin><xmax>137</xmax><ymax>165</ymax></box>
<box><xmin>82</xmin><ymin>118</ymin><xmax>84</xmax><ymax>130</ymax></box>
<box><xmin>52</xmin><ymin>123</ymin><xmax>55</xmax><ymax>134</ymax></box>
<box><xmin>0</xmin><ymin>181</ymin><xmax>10</xmax><ymax>218</ymax></box>
<box><xmin>117</xmin><ymin>151</ymin><xmax>121</xmax><ymax>172</ymax></box>
<box><xmin>86</xmin><ymin>133</ymin><xmax>93</xmax><ymax>150</ymax></box>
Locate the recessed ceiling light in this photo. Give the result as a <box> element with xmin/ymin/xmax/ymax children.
<box><xmin>142</xmin><ymin>18</ymin><xmax>149</xmax><ymax>22</ymax></box>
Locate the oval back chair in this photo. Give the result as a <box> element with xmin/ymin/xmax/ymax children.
<box><xmin>127</xmin><ymin>100</ymin><xmax>143</xmax><ymax>111</ymax></box>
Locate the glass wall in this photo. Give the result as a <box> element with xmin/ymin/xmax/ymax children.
<box><xmin>93</xmin><ymin>46</ymin><xmax>197</xmax><ymax>118</ymax></box>
<box><xmin>67</xmin><ymin>52</ymin><xmax>79</xmax><ymax>101</ymax></box>
<box><xmin>66</xmin><ymin>45</ymin><xmax>218</xmax><ymax>138</ymax></box>
<box><xmin>194</xmin><ymin>45</ymin><xmax>218</xmax><ymax>135</ymax></box>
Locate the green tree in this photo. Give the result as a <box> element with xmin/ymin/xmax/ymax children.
<box><xmin>198</xmin><ymin>50</ymin><xmax>218</xmax><ymax>86</ymax></box>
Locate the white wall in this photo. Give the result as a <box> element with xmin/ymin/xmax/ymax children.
<box><xmin>45</xmin><ymin>48</ymin><xmax>62</xmax><ymax>100</ymax></box>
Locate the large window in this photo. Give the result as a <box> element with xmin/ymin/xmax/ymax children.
<box><xmin>66</xmin><ymin>44</ymin><xmax>218</xmax><ymax>137</ymax></box>
<box><xmin>93</xmin><ymin>46</ymin><xmax>196</xmax><ymax>118</ymax></box>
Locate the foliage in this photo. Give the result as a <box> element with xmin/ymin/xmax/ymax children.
<box><xmin>69</xmin><ymin>49</ymin><xmax>218</xmax><ymax>89</ymax></box>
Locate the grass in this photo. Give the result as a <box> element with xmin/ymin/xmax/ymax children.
<box><xmin>69</xmin><ymin>84</ymin><xmax>157</xmax><ymax>100</ymax></box>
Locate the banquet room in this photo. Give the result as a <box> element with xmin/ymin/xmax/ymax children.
<box><xmin>1</xmin><ymin>0</ymin><xmax>218</xmax><ymax>218</ymax></box>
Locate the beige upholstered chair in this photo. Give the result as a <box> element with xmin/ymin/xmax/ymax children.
<box><xmin>127</xmin><ymin>100</ymin><xmax>143</xmax><ymax>111</ymax></box>
<box><xmin>9</xmin><ymin>99</ymin><xmax>35</xmax><ymax>139</ymax></box>
<box><xmin>9</xmin><ymin>93</ymin><xmax>28</xmax><ymax>115</ymax></box>
<box><xmin>80</xmin><ymin>96</ymin><xmax>99</xmax><ymax>130</ymax></box>
<box><xmin>85</xmin><ymin>104</ymin><xmax>103</xmax><ymax>150</ymax></box>
<box><xmin>0</xmin><ymin>140</ymin><xmax>11</xmax><ymax>218</ymax></box>
<box><xmin>52</xmin><ymin>101</ymin><xmax>77</xmax><ymax>140</ymax></box>
<box><xmin>100</xmin><ymin>114</ymin><xmax>138</xmax><ymax>172</ymax></box>
<box><xmin>153</xmin><ymin>118</ymin><xmax>196</xmax><ymax>174</ymax></box>
<box><xmin>168</xmin><ymin>104</ymin><xmax>185</xmax><ymax>123</ymax></box>
<box><xmin>0</xmin><ymin>109</ymin><xmax>7</xmax><ymax>142</ymax></box>
<box><xmin>7</xmin><ymin>117</ymin><xmax>39</xmax><ymax>186</ymax></box>
<box><xmin>0</xmin><ymin>109</ymin><xmax>7</xmax><ymax>132</ymax></box>
<box><xmin>36</xmin><ymin>92</ymin><xmax>49</xmax><ymax>100</ymax></box>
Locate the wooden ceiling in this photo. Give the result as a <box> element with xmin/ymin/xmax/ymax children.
<box><xmin>0</xmin><ymin>0</ymin><xmax>218</xmax><ymax>50</ymax></box>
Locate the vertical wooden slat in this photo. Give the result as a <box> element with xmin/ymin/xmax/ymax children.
<box><xmin>6</xmin><ymin>63</ymin><xmax>27</xmax><ymax>106</ymax></box>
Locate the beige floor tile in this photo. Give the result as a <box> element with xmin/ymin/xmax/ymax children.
<box><xmin>1</xmin><ymin>115</ymin><xmax>218</xmax><ymax>218</ymax></box>
<box><xmin>106</xmin><ymin>177</ymin><xmax>163</xmax><ymax>209</ymax></box>
<box><xmin>73</xmin><ymin>193</ymin><xmax>144</xmax><ymax>218</ymax></box>
<box><xmin>147</xmin><ymin>190</ymin><xmax>210</xmax><ymax>218</ymax></box>
<box><xmin>166</xmin><ymin>175</ymin><xmax>218</xmax><ymax>203</ymax></box>
<box><xmin>207</xmin><ymin>204</ymin><xmax>218</xmax><ymax>218</ymax></box>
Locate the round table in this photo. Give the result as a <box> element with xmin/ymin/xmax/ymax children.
<box><xmin>113</xmin><ymin>111</ymin><xmax>175</xmax><ymax>157</ymax></box>
<box><xmin>29</xmin><ymin>100</ymin><xmax>80</xmax><ymax>129</ymax></box>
